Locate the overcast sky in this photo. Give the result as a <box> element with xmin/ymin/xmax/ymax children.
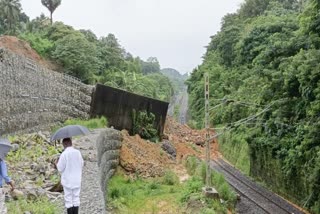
<box><xmin>21</xmin><ymin>0</ymin><xmax>243</xmax><ymax>74</ymax></box>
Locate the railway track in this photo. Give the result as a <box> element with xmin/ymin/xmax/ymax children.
<box><xmin>211</xmin><ymin>159</ymin><xmax>305</xmax><ymax>214</ymax></box>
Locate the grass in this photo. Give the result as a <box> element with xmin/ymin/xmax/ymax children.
<box><xmin>185</xmin><ymin>156</ymin><xmax>199</xmax><ymax>175</ymax></box>
<box><xmin>7</xmin><ymin>197</ymin><xmax>62</xmax><ymax>214</ymax></box>
<box><xmin>51</xmin><ymin>116</ymin><xmax>108</xmax><ymax>132</ymax></box>
<box><xmin>107</xmin><ymin>159</ymin><xmax>237</xmax><ymax>214</ymax></box>
<box><xmin>162</xmin><ymin>170</ymin><xmax>180</xmax><ymax>185</ymax></box>
<box><xmin>63</xmin><ymin>116</ymin><xmax>108</xmax><ymax>130</ymax></box>
<box><xmin>107</xmin><ymin>173</ymin><xmax>182</xmax><ymax>213</ymax></box>
<box><xmin>189</xmin><ymin>156</ymin><xmax>237</xmax><ymax>210</ymax></box>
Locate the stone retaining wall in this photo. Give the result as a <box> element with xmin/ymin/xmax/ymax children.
<box><xmin>96</xmin><ymin>128</ymin><xmax>122</xmax><ymax>201</ymax></box>
<box><xmin>0</xmin><ymin>48</ymin><xmax>92</xmax><ymax>135</ymax></box>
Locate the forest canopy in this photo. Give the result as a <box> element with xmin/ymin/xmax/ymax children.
<box><xmin>186</xmin><ymin>0</ymin><xmax>320</xmax><ymax>212</ymax></box>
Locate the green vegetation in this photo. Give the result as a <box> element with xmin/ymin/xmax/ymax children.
<box><xmin>132</xmin><ymin>110</ymin><xmax>158</xmax><ymax>141</ymax></box>
<box><xmin>185</xmin><ymin>155</ymin><xmax>199</xmax><ymax>175</ymax></box>
<box><xmin>0</xmin><ymin>0</ymin><xmax>174</xmax><ymax>102</ymax></box>
<box><xmin>107</xmin><ymin>163</ymin><xmax>236</xmax><ymax>214</ymax></box>
<box><xmin>186</xmin><ymin>0</ymin><xmax>320</xmax><ymax>212</ymax></box>
<box><xmin>219</xmin><ymin>131</ymin><xmax>250</xmax><ymax>175</ymax></box>
<box><xmin>0</xmin><ymin>0</ymin><xmax>24</xmax><ymax>34</ymax></box>
<box><xmin>185</xmin><ymin>156</ymin><xmax>237</xmax><ymax>209</ymax></box>
<box><xmin>7</xmin><ymin>197</ymin><xmax>62</xmax><ymax>214</ymax></box>
<box><xmin>162</xmin><ymin>170</ymin><xmax>180</xmax><ymax>186</ymax></box>
<box><xmin>6</xmin><ymin>134</ymin><xmax>60</xmax><ymax>163</ymax></box>
<box><xmin>63</xmin><ymin>116</ymin><xmax>108</xmax><ymax>130</ymax></box>
<box><xmin>183</xmin><ymin>156</ymin><xmax>237</xmax><ymax>211</ymax></box>
<box><xmin>107</xmin><ymin>173</ymin><xmax>182</xmax><ymax>213</ymax></box>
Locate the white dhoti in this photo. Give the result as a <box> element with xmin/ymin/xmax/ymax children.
<box><xmin>0</xmin><ymin>188</ymin><xmax>7</xmax><ymax>214</ymax></box>
<box><xmin>63</xmin><ymin>187</ymin><xmax>81</xmax><ymax>208</ymax></box>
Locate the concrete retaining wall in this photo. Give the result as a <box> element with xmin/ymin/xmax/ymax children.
<box><xmin>0</xmin><ymin>48</ymin><xmax>92</xmax><ymax>135</ymax></box>
<box><xmin>90</xmin><ymin>84</ymin><xmax>169</xmax><ymax>135</ymax></box>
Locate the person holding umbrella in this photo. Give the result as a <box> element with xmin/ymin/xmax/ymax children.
<box><xmin>56</xmin><ymin>138</ymin><xmax>83</xmax><ymax>214</ymax></box>
<box><xmin>0</xmin><ymin>138</ymin><xmax>15</xmax><ymax>213</ymax></box>
<box><xmin>0</xmin><ymin>159</ymin><xmax>14</xmax><ymax>191</ymax></box>
<box><xmin>0</xmin><ymin>138</ymin><xmax>14</xmax><ymax>191</ymax></box>
<box><xmin>51</xmin><ymin>125</ymin><xmax>89</xmax><ymax>214</ymax></box>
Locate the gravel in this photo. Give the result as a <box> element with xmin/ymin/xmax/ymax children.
<box><xmin>211</xmin><ymin>159</ymin><xmax>305</xmax><ymax>214</ymax></box>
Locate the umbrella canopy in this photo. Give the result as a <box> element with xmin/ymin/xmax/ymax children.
<box><xmin>50</xmin><ymin>125</ymin><xmax>90</xmax><ymax>141</ymax></box>
<box><xmin>0</xmin><ymin>138</ymin><xmax>12</xmax><ymax>160</ymax></box>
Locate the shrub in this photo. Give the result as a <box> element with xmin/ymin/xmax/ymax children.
<box><xmin>110</xmin><ymin>187</ymin><xmax>120</xmax><ymax>199</ymax></box>
<box><xmin>200</xmin><ymin>208</ymin><xmax>216</xmax><ymax>214</ymax></box>
<box><xmin>148</xmin><ymin>181</ymin><xmax>160</xmax><ymax>190</ymax></box>
<box><xmin>180</xmin><ymin>176</ymin><xmax>203</xmax><ymax>202</ymax></box>
<box><xmin>19</xmin><ymin>33</ymin><xmax>54</xmax><ymax>57</ymax></box>
<box><xmin>132</xmin><ymin>110</ymin><xmax>158</xmax><ymax>141</ymax></box>
<box><xmin>185</xmin><ymin>156</ymin><xmax>199</xmax><ymax>175</ymax></box>
<box><xmin>162</xmin><ymin>170</ymin><xmax>179</xmax><ymax>185</ymax></box>
<box><xmin>63</xmin><ymin>116</ymin><xmax>107</xmax><ymax>129</ymax></box>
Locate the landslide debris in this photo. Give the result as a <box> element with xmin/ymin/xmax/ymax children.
<box><xmin>119</xmin><ymin>117</ymin><xmax>220</xmax><ymax>178</ymax></box>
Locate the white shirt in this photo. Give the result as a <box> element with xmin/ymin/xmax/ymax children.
<box><xmin>57</xmin><ymin>147</ymin><xmax>84</xmax><ymax>189</ymax></box>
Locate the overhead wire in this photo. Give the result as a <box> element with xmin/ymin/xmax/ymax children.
<box><xmin>206</xmin><ymin>97</ymin><xmax>292</xmax><ymax>140</ymax></box>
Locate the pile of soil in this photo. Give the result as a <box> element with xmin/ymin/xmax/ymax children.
<box><xmin>119</xmin><ymin>117</ymin><xmax>221</xmax><ymax>178</ymax></box>
<box><xmin>165</xmin><ymin>117</ymin><xmax>220</xmax><ymax>161</ymax></box>
<box><xmin>119</xmin><ymin>130</ymin><xmax>175</xmax><ymax>178</ymax></box>
<box><xmin>0</xmin><ymin>36</ymin><xmax>60</xmax><ymax>71</ymax></box>
<box><xmin>165</xmin><ymin>117</ymin><xmax>217</xmax><ymax>145</ymax></box>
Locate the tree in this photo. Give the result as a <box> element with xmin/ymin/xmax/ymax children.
<box><xmin>79</xmin><ymin>29</ymin><xmax>97</xmax><ymax>43</ymax></box>
<box><xmin>41</xmin><ymin>0</ymin><xmax>61</xmax><ymax>24</ymax></box>
<box><xmin>187</xmin><ymin>1</ymin><xmax>320</xmax><ymax>212</ymax></box>
<box><xmin>0</xmin><ymin>0</ymin><xmax>22</xmax><ymax>34</ymax></box>
<box><xmin>141</xmin><ymin>57</ymin><xmax>160</xmax><ymax>74</ymax></box>
<box><xmin>26</xmin><ymin>13</ymin><xmax>50</xmax><ymax>33</ymax></box>
<box><xmin>52</xmin><ymin>32</ymin><xmax>99</xmax><ymax>82</ymax></box>
<box><xmin>97</xmin><ymin>34</ymin><xmax>126</xmax><ymax>70</ymax></box>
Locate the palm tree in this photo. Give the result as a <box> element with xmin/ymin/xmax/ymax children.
<box><xmin>41</xmin><ymin>0</ymin><xmax>61</xmax><ymax>24</ymax></box>
<box><xmin>0</xmin><ymin>0</ymin><xmax>21</xmax><ymax>33</ymax></box>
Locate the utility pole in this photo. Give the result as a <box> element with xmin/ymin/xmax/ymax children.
<box><xmin>205</xmin><ymin>72</ymin><xmax>211</xmax><ymax>188</ymax></box>
<box><xmin>202</xmin><ymin>72</ymin><xmax>218</xmax><ymax>198</ymax></box>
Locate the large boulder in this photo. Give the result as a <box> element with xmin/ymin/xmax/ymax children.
<box><xmin>161</xmin><ymin>140</ymin><xmax>176</xmax><ymax>159</ymax></box>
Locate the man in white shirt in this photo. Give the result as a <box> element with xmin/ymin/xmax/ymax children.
<box><xmin>57</xmin><ymin>138</ymin><xmax>84</xmax><ymax>214</ymax></box>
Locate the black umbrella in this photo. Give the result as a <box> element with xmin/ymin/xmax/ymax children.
<box><xmin>50</xmin><ymin>125</ymin><xmax>90</xmax><ymax>141</ymax></box>
<box><xmin>0</xmin><ymin>138</ymin><xmax>12</xmax><ymax>160</ymax></box>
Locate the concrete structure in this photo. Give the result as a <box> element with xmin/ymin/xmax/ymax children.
<box><xmin>90</xmin><ymin>84</ymin><xmax>169</xmax><ymax>135</ymax></box>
